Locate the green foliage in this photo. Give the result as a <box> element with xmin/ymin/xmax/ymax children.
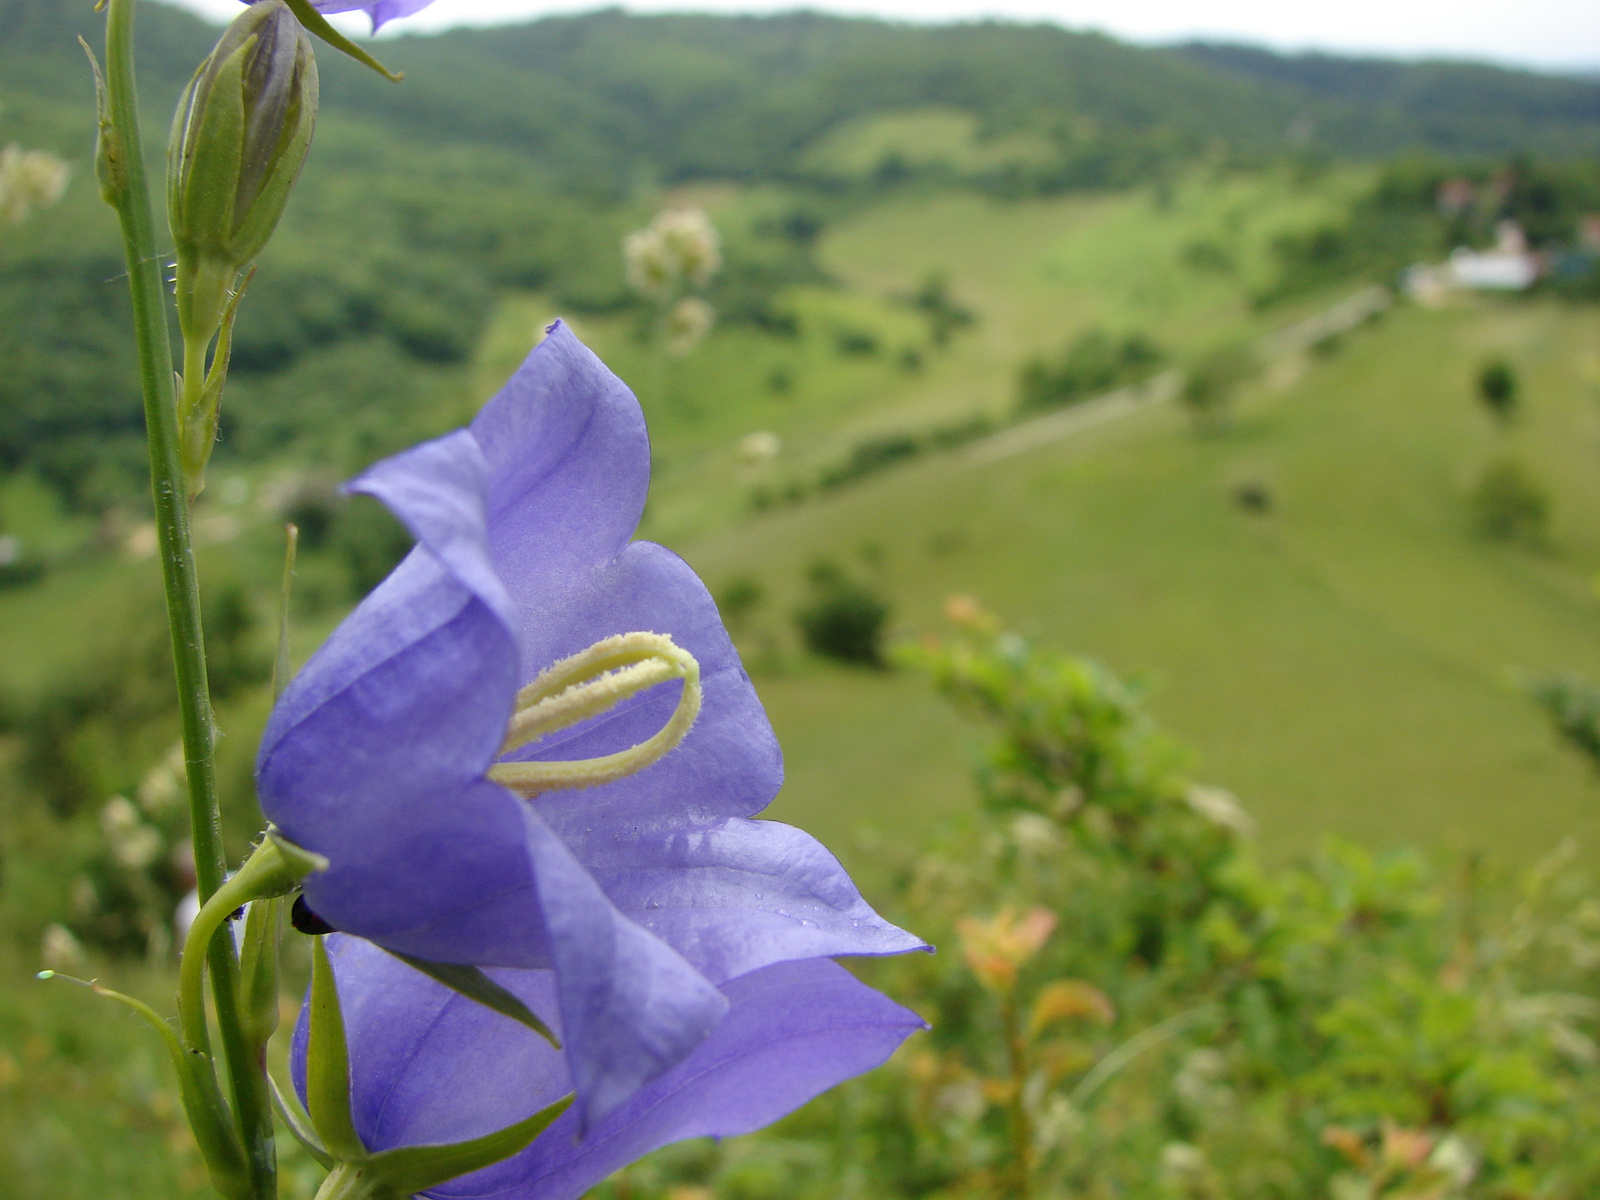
<box><xmin>1018</xmin><ymin>328</ymin><xmax>1164</xmax><ymax>413</ymax></box>
<box><xmin>1528</xmin><ymin>672</ymin><xmax>1600</xmax><ymax>775</ymax></box>
<box><xmin>907</xmin><ymin>271</ymin><xmax>977</xmax><ymax>345</ymax></box>
<box><xmin>3</xmin><ymin>0</ymin><xmax>1598</xmax><ymax>515</ymax></box>
<box><xmin>1180</xmin><ymin>344</ymin><xmax>1255</xmax><ymax>429</ymax></box>
<box><xmin>1477</xmin><ymin>358</ymin><xmax>1518</xmax><ymax>424</ymax></box>
<box><xmin>601</xmin><ymin>614</ymin><xmax>1600</xmax><ymax>1200</ymax></box>
<box><xmin>794</xmin><ymin>560</ymin><xmax>891</xmax><ymax>667</ymax></box>
<box><xmin>3</xmin><ymin>579</ymin><xmax>268</xmax><ymax>820</ymax></box>
<box><xmin>1470</xmin><ymin>456</ymin><xmax>1549</xmax><ymax>542</ymax></box>
<box><xmin>717</xmin><ymin>573</ymin><xmax>765</xmax><ymax>629</ymax></box>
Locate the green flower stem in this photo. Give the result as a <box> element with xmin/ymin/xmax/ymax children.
<box><xmin>100</xmin><ymin>2</ymin><xmax>274</xmax><ymax>1196</ymax></box>
<box><xmin>999</xmin><ymin>992</ymin><xmax>1032</xmax><ymax>1200</ymax></box>
<box><xmin>179</xmin><ymin>833</ymin><xmax>330</xmax><ymax>1052</ymax></box>
<box><xmin>312</xmin><ymin>1162</ymin><xmax>381</xmax><ymax>1200</ymax></box>
<box><xmin>180</xmin><ymin>330</ymin><xmax>210</xmax><ymax>483</ymax></box>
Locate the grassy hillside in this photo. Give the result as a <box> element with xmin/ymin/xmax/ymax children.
<box><xmin>10</xmin><ymin>0</ymin><xmax>1600</xmax><ymax>185</ymax></box>
<box><xmin>4</xmin><ymin>167</ymin><xmax>1596</xmax><ymax>877</ymax></box>
<box><xmin>674</xmin><ymin>291</ymin><xmax>1600</xmax><ymax>872</ymax></box>
<box><xmin>8</xmin><ymin>173</ymin><xmax>1600</xmax><ymax>1199</ymax></box>
<box><xmin>472</xmin><ymin>169</ymin><xmax>1368</xmax><ymax>545</ymax></box>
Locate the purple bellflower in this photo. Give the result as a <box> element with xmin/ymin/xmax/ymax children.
<box><xmin>252</xmin><ymin>0</ymin><xmax>436</xmax><ymax>34</ymax></box>
<box><xmin>293</xmin><ymin>935</ymin><xmax>925</xmax><ymax>1200</ymax></box>
<box><xmin>258</xmin><ymin>323</ymin><xmax>926</xmax><ymax>1123</ymax></box>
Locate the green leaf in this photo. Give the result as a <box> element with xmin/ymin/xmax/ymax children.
<box><xmin>39</xmin><ymin>973</ymin><xmax>248</xmax><ymax>1196</ymax></box>
<box><xmin>306</xmin><ymin>936</ymin><xmax>367</xmax><ymax>1160</ymax></box>
<box><xmin>268</xmin><ymin>1071</ymin><xmax>333</xmax><ymax>1170</ymax></box>
<box><xmin>280</xmin><ymin>0</ymin><xmax>403</xmax><ymax>82</ymax></box>
<box><xmin>388</xmin><ymin>951</ymin><xmax>562</xmax><ymax>1049</ymax></box>
<box><xmin>366</xmin><ymin>1094</ymin><xmax>573</xmax><ymax>1195</ymax></box>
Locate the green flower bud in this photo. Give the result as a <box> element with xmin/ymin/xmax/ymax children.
<box><xmin>168</xmin><ymin>0</ymin><xmax>317</xmax><ymax>343</ymax></box>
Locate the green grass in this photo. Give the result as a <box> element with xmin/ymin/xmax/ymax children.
<box><xmin>471</xmin><ymin>169</ymin><xmax>1369</xmax><ymax>548</ymax></box>
<box><xmin>681</xmin><ymin>298</ymin><xmax>1600</xmax><ymax>873</ymax></box>
<box><xmin>7</xmin><ymin>170</ymin><xmax>1592</xmax><ymax>873</ymax></box>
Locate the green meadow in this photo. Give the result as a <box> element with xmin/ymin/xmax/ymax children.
<box><xmin>688</xmin><ymin>296</ymin><xmax>1600</xmax><ymax>871</ymax></box>
<box><xmin>458</xmin><ymin>173</ymin><xmax>1600</xmax><ymax>875</ymax></box>
<box><xmin>5</xmin><ymin>167</ymin><xmax>1597</xmax><ymax>885</ymax></box>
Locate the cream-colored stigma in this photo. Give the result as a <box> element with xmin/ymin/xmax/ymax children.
<box><xmin>486</xmin><ymin>632</ymin><xmax>702</xmax><ymax>797</ymax></box>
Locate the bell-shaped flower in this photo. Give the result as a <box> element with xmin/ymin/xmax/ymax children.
<box><xmin>258</xmin><ymin>322</ymin><xmax>925</xmax><ymax>1122</ymax></box>
<box><xmin>261</xmin><ymin>0</ymin><xmax>437</xmax><ymax>32</ymax></box>
<box><xmin>291</xmin><ymin>935</ymin><xmax>925</xmax><ymax>1200</ymax></box>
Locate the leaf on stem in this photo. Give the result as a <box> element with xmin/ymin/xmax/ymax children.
<box><xmin>38</xmin><ymin>972</ymin><xmax>249</xmax><ymax>1194</ymax></box>
<box><xmin>269</xmin><ymin>1071</ymin><xmax>334</xmax><ymax>1169</ymax></box>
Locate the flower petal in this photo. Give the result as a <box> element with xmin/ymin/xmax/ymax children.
<box><xmin>286</xmin><ymin>797</ymin><xmax>728</xmax><ymax>1124</ymax></box>
<box><xmin>472</xmin><ymin>322</ymin><xmax>650</xmax><ymax>591</ymax></box>
<box><xmin>259</xmin><ymin>432</ymin><xmax>527</xmax><ymax>945</ymax></box>
<box><xmin>438</xmin><ymin>958</ymin><xmax>926</xmax><ymax>1200</ymax></box>
<box><xmin>561</xmin><ymin>816</ymin><xmax>930</xmax><ymax>983</ymax></box>
<box><xmin>508</xmin><ymin>541</ymin><xmax>782</xmax><ymax>826</ymax></box>
<box><xmin>261</xmin><ymin>429</ymin><xmax>512</xmax><ymax>771</ymax></box>
<box><xmin>294</xmin><ymin>943</ymin><xmax>923</xmax><ymax>1200</ymax></box>
<box><xmin>516</xmin><ymin>805</ymin><xmax>728</xmax><ymax>1124</ymax></box>
<box><xmin>293</xmin><ymin>0</ymin><xmax>438</xmax><ymax>31</ymax></box>
<box><xmin>291</xmin><ymin>936</ymin><xmax>568</xmax><ymax>1154</ymax></box>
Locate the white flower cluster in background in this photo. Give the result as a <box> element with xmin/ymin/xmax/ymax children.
<box><xmin>664</xmin><ymin>295</ymin><xmax>716</xmax><ymax>357</ymax></box>
<box><xmin>0</xmin><ymin>144</ymin><xmax>70</xmax><ymax>227</ymax></box>
<box><xmin>624</xmin><ymin>207</ymin><xmax>721</xmax><ymax>298</ymax></box>
<box><xmin>624</xmin><ymin>207</ymin><xmax>722</xmax><ymax>357</ymax></box>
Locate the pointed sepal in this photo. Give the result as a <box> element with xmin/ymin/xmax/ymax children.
<box><xmin>270</xmin><ymin>1070</ymin><xmax>334</xmax><ymax>1169</ymax></box>
<box><xmin>386</xmin><ymin>950</ymin><xmax>561</xmax><ymax>1049</ymax></box>
<box><xmin>364</xmin><ymin>1094</ymin><xmax>573</xmax><ymax>1196</ymax></box>
<box><xmin>303</xmin><ymin>942</ymin><xmax>573</xmax><ymax>1199</ymax></box>
<box><xmin>280</xmin><ymin>0</ymin><xmax>403</xmax><ymax>82</ymax></box>
<box><xmin>306</xmin><ymin>935</ymin><xmax>367</xmax><ymax>1161</ymax></box>
<box><xmin>237</xmin><ymin>893</ymin><xmax>284</xmax><ymax>1051</ymax></box>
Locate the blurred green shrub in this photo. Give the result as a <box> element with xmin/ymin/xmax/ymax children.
<box><xmin>1018</xmin><ymin>329</ymin><xmax>1163</xmax><ymax>413</ymax></box>
<box><xmin>1477</xmin><ymin>358</ymin><xmax>1518</xmax><ymax>425</ymax></box>
<box><xmin>599</xmin><ymin>602</ymin><xmax>1600</xmax><ymax>1200</ymax></box>
<box><xmin>794</xmin><ymin>561</ymin><xmax>890</xmax><ymax>667</ymax></box>
<box><xmin>1528</xmin><ymin>672</ymin><xmax>1600</xmax><ymax>775</ymax></box>
<box><xmin>1180</xmin><ymin>344</ymin><xmax>1255</xmax><ymax>430</ymax></box>
<box><xmin>1470</xmin><ymin>456</ymin><xmax>1549</xmax><ymax>542</ymax></box>
<box><xmin>717</xmin><ymin>575</ymin><xmax>765</xmax><ymax>631</ymax></box>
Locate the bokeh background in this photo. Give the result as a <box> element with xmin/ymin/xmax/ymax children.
<box><xmin>5</xmin><ymin>0</ymin><xmax>1600</xmax><ymax>1195</ymax></box>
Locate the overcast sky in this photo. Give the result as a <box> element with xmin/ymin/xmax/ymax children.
<box><xmin>164</xmin><ymin>0</ymin><xmax>1600</xmax><ymax>72</ymax></box>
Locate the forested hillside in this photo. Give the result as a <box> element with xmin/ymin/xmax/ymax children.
<box><xmin>2</xmin><ymin>0</ymin><xmax>1599</xmax><ymax>508</ymax></box>
<box><xmin>6</xmin><ymin>0</ymin><xmax>1600</xmax><ymax>187</ymax></box>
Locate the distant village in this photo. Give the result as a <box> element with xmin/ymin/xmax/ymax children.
<box><xmin>1404</xmin><ymin>174</ymin><xmax>1600</xmax><ymax>300</ymax></box>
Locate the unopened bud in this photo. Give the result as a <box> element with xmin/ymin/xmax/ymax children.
<box><xmin>168</xmin><ymin>0</ymin><xmax>317</xmax><ymax>342</ymax></box>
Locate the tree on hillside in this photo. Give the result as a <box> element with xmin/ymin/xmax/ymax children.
<box><xmin>1180</xmin><ymin>344</ymin><xmax>1255</xmax><ymax>430</ymax></box>
<box><xmin>1478</xmin><ymin>358</ymin><xmax>1519</xmax><ymax>425</ymax></box>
